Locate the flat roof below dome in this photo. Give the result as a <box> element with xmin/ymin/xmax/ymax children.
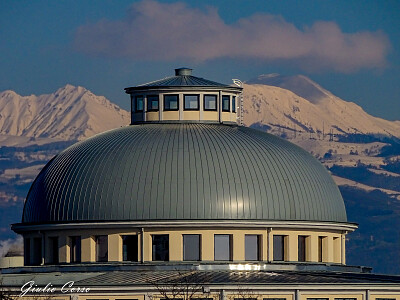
<box><xmin>22</xmin><ymin>123</ymin><xmax>347</xmax><ymax>224</ymax></box>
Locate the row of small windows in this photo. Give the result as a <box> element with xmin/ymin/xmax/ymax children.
<box><xmin>133</xmin><ymin>95</ymin><xmax>236</xmax><ymax>112</ymax></box>
<box><xmin>24</xmin><ymin>234</ymin><xmax>336</xmax><ymax>265</ymax></box>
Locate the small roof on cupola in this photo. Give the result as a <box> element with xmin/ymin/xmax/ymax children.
<box><xmin>125</xmin><ymin>68</ymin><xmax>242</xmax><ymax>92</ymax></box>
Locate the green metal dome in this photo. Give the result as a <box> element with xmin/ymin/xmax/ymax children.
<box><xmin>22</xmin><ymin>123</ymin><xmax>347</xmax><ymax>223</ymax></box>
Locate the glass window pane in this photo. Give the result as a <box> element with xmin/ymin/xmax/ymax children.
<box><xmin>245</xmin><ymin>235</ymin><xmax>259</xmax><ymax>261</ymax></box>
<box><xmin>135</xmin><ymin>96</ymin><xmax>144</xmax><ymax>111</ymax></box>
<box><xmin>152</xmin><ymin>235</ymin><xmax>169</xmax><ymax>261</ymax></box>
<box><xmin>214</xmin><ymin>234</ymin><xmax>231</xmax><ymax>261</ymax></box>
<box><xmin>32</xmin><ymin>237</ymin><xmax>42</xmax><ymax>265</ymax></box>
<box><xmin>298</xmin><ymin>236</ymin><xmax>306</xmax><ymax>262</ymax></box>
<box><xmin>123</xmin><ymin>235</ymin><xmax>138</xmax><ymax>262</ymax></box>
<box><xmin>183</xmin><ymin>234</ymin><xmax>200</xmax><ymax>261</ymax></box>
<box><xmin>164</xmin><ymin>95</ymin><xmax>179</xmax><ymax>111</ymax></box>
<box><xmin>184</xmin><ymin>95</ymin><xmax>199</xmax><ymax>110</ymax></box>
<box><xmin>24</xmin><ymin>238</ymin><xmax>30</xmax><ymax>266</ymax></box>
<box><xmin>204</xmin><ymin>95</ymin><xmax>217</xmax><ymax>111</ymax></box>
<box><xmin>222</xmin><ymin>95</ymin><xmax>230</xmax><ymax>111</ymax></box>
<box><xmin>273</xmin><ymin>235</ymin><xmax>284</xmax><ymax>261</ymax></box>
<box><xmin>232</xmin><ymin>96</ymin><xmax>236</xmax><ymax>113</ymax></box>
<box><xmin>147</xmin><ymin>95</ymin><xmax>159</xmax><ymax>111</ymax></box>
<box><xmin>318</xmin><ymin>236</ymin><xmax>324</xmax><ymax>262</ymax></box>
<box><xmin>96</xmin><ymin>235</ymin><xmax>108</xmax><ymax>262</ymax></box>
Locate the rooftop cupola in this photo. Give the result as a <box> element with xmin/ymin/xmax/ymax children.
<box><xmin>125</xmin><ymin>68</ymin><xmax>243</xmax><ymax>125</ymax></box>
<box><xmin>175</xmin><ymin>67</ymin><xmax>192</xmax><ymax>76</ymax></box>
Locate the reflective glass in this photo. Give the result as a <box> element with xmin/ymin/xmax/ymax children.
<box><xmin>164</xmin><ymin>95</ymin><xmax>179</xmax><ymax>110</ymax></box>
<box><xmin>147</xmin><ymin>95</ymin><xmax>159</xmax><ymax>111</ymax></box>
<box><xmin>273</xmin><ymin>235</ymin><xmax>284</xmax><ymax>261</ymax></box>
<box><xmin>152</xmin><ymin>235</ymin><xmax>169</xmax><ymax>261</ymax></box>
<box><xmin>245</xmin><ymin>235</ymin><xmax>260</xmax><ymax>261</ymax></box>
<box><xmin>204</xmin><ymin>95</ymin><xmax>217</xmax><ymax>110</ymax></box>
<box><xmin>96</xmin><ymin>235</ymin><xmax>108</xmax><ymax>262</ymax></box>
<box><xmin>123</xmin><ymin>235</ymin><xmax>138</xmax><ymax>262</ymax></box>
<box><xmin>184</xmin><ymin>95</ymin><xmax>199</xmax><ymax>110</ymax></box>
<box><xmin>135</xmin><ymin>96</ymin><xmax>144</xmax><ymax>111</ymax></box>
<box><xmin>214</xmin><ymin>234</ymin><xmax>231</xmax><ymax>261</ymax></box>
<box><xmin>183</xmin><ymin>234</ymin><xmax>200</xmax><ymax>261</ymax></box>
<box><xmin>298</xmin><ymin>236</ymin><xmax>307</xmax><ymax>262</ymax></box>
<box><xmin>222</xmin><ymin>95</ymin><xmax>230</xmax><ymax>111</ymax></box>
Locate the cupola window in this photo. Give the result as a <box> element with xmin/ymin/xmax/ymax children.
<box><xmin>164</xmin><ymin>95</ymin><xmax>179</xmax><ymax>111</ymax></box>
<box><xmin>135</xmin><ymin>96</ymin><xmax>144</xmax><ymax>112</ymax></box>
<box><xmin>232</xmin><ymin>96</ymin><xmax>236</xmax><ymax>113</ymax></box>
<box><xmin>298</xmin><ymin>235</ymin><xmax>307</xmax><ymax>262</ymax></box>
<box><xmin>147</xmin><ymin>95</ymin><xmax>159</xmax><ymax>111</ymax></box>
<box><xmin>184</xmin><ymin>95</ymin><xmax>199</xmax><ymax>110</ymax></box>
<box><xmin>222</xmin><ymin>95</ymin><xmax>230</xmax><ymax>112</ymax></box>
<box><xmin>204</xmin><ymin>95</ymin><xmax>217</xmax><ymax>111</ymax></box>
<box><xmin>48</xmin><ymin>237</ymin><xmax>59</xmax><ymax>264</ymax></box>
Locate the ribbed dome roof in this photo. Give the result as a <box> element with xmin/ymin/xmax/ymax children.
<box><xmin>23</xmin><ymin>123</ymin><xmax>347</xmax><ymax>224</ymax></box>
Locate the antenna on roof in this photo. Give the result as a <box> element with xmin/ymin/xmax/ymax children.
<box><xmin>232</xmin><ymin>79</ymin><xmax>243</xmax><ymax>126</ymax></box>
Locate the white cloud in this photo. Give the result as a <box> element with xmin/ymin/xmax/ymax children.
<box><xmin>73</xmin><ymin>0</ymin><xmax>391</xmax><ymax>72</ymax></box>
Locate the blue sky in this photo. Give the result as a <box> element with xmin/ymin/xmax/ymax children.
<box><xmin>1</xmin><ymin>0</ymin><xmax>399</xmax><ymax>120</ymax></box>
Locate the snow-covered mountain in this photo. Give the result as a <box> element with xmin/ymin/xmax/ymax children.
<box><xmin>0</xmin><ymin>85</ymin><xmax>129</xmax><ymax>141</ymax></box>
<box><xmin>244</xmin><ymin>74</ymin><xmax>400</xmax><ymax>137</ymax></box>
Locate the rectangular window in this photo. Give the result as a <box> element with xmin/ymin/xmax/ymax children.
<box><xmin>48</xmin><ymin>237</ymin><xmax>59</xmax><ymax>264</ymax></box>
<box><xmin>152</xmin><ymin>234</ymin><xmax>169</xmax><ymax>261</ymax></box>
<box><xmin>184</xmin><ymin>95</ymin><xmax>199</xmax><ymax>110</ymax></box>
<box><xmin>122</xmin><ymin>235</ymin><xmax>138</xmax><ymax>262</ymax></box>
<box><xmin>30</xmin><ymin>237</ymin><xmax>42</xmax><ymax>265</ymax></box>
<box><xmin>147</xmin><ymin>95</ymin><xmax>159</xmax><ymax>111</ymax></box>
<box><xmin>214</xmin><ymin>234</ymin><xmax>232</xmax><ymax>261</ymax></box>
<box><xmin>96</xmin><ymin>235</ymin><xmax>108</xmax><ymax>262</ymax></box>
<box><xmin>335</xmin><ymin>298</ymin><xmax>357</xmax><ymax>300</ymax></box>
<box><xmin>222</xmin><ymin>95</ymin><xmax>230</xmax><ymax>112</ymax></box>
<box><xmin>183</xmin><ymin>234</ymin><xmax>200</xmax><ymax>261</ymax></box>
<box><xmin>70</xmin><ymin>236</ymin><xmax>81</xmax><ymax>263</ymax></box>
<box><xmin>263</xmin><ymin>299</ymin><xmax>287</xmax><ymax>300</ymax></box>
<box><xmin>232</xmin><ymin>96</ymin><xmax>236</xmax><ymax>113</ymax></box>
<box><xmin>135</xmin><ymin>96</ymin><xmax>144</xmax><ymax>112</ymax></box>
<box><xmin>298</xmin><ymin>235</ymin><xmax>307</xmax><ymax>262</ymax></box>
<box><xmin>307</xmin><ymin>298</ymin><xmax>329</xmax><ymax>300</ymax></box>
<box><xmin>204</xmin><ymin>95</ymin><xmax>217</xmax><ymax>111</ymax></box>
<box><xmin>24</xmin><ymin>238</ymin><xmax>30</xmax><ymax>266</ymax></box>
<box><xmin>164</xmin><ymin>95</ymin><xmax>179</xmax><ymax>111</ymax></box>
<box><xmin>245</xmin><ymin>234</ymin><xmax>260</xmax><ymax>261</ymax></box>
<box><xmin>273</xmin><ymin>235</ymin><xmax>285</xmax><ymax>261</ymax></box>
<box><xmin>318</xmin><ymin>236</ymin><xmax>325</xmax><ymax>262</ymax></box>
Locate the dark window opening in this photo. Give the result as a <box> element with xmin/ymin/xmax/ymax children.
<box><xmin>222</xmin><ymin>95</ymin><xmax>230</xmax><ymax>112</ymax></box>
<box><xmin>96</xmin><ymin>235</ymin><xmax>108</xmax><ymax>262</ymax></box>
<box><xmin>135</xmin><ymin>96</ymin><xmax>144</xmax><ymax>112</ymax></box>
<box><xmin>214</xmin><ymin>234</ymin><xmax>232</xmax><ymax>261</ymax></box>
<box><xmin>318</xmin><ymin>236</ymin><xmax>325</xmax><ymax>262</ymax></box>
<box><xmin>184</xmin><ymin>95</ymin><xmax>199</xmax><ymax>110</ymax></box>
<box><xmin>245</xmin><ymin>235</ymin><xmax>260</xmax><ymax>261</ymax></box>
<box><xmin>152</xmin><ymin>235</ymin><xmax>169</xmax><ymax>261</ymax></box>
<box><xmin>232</xmin><ymin>96</ymin><xmax>236</xmax><ymax>113</ymax></box>
<box><xmin>122</xmin><ymin>235</ymin><xmax>138</xmax><ymax>262</ymax></box>
<box><xmin>147</xmin><ymin>95</ymin><xmax>159</xmax><ymax>111</ymax></box>
<box><xmin>273</xmin><ymin>235</ymin><xmax>285</xmax><ymax>261</ymax></box>
<box><xmin>183</xmin><ymin>234</ymin><xmax>200</xmax><ymax>261</ymax></box>
<box><xmin>204</xmin><ymin>95</ymin><xmax>217</xmax><ymax>111</ymax></box>
<box><xmin>31</xmin><ymin>237</ymin><xmax>42</xmax><ymax>266</ymax></box>
<box><xmin>70</xmin><ymin>236</ymin><xmax>81</xmax><ymax>263</ymax></box>
<box><xmin>48</xmin><ymin>237</ymin><xmax>59</xmax><ymax>264</ymax></box>
<box><xmin>298</xmin><ymin>235</ymin><xmax>307</xmax><ymax>262</ymax></box>
<box><xmin>24</xmin><ymin>238</ymin><xmax>30</xmax><ymax>266</ymax></box>
<box><xmin>164</xmin><ymin>95</ymin><xmax>179</xmax><ymax>111</ymax></box>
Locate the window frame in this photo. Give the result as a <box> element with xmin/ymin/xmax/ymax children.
<box><xmin>214</xmin><ymin>234</ymin><xmax>232</xmax><ymax>261</ymax></box>
<box><xmin>203</xmin><ymin>94</ymin><xmax>218</xmax><ymax>111</ymax></box>
<box><xmin>135</xmin><ymin>96</ymin><xmax>144</xmax><ymax>112</ymax></box>
<box><xmin>184</xmin><ymin>94</ymin><xmax>200</xmax><ymax>111</ymax></box>
<box><xmin>95</xmin><ymin>235</ymin><xmax>108</xmax><ymax>262</ymax></box>
<box><xmin>69</xmin><ymin>236</ymin><xmax>81</xmax><ymax>263</ymax></box>
<box><xmin>183</xmin><ymin>234</ymin><xmax>201</xmax><ymax>261</ymax></box>
<box><xmin>152</xmin><ymin>234</ymin><xmax>170</xmax><ymax>261</ymax></box>
<box><xmin>245</xmin><ymin>234</ymin><xmax>261</xmax><ymax>261</ymax></box>
<box><xmin>163</xmin><ymin>94</ymin><xmax>179</xmax><ymax>111</ymax></box>
<box><xmin>222</xmin><ymin>95</ymin><xmax>230</xmax><ymax>112</ymax></box>
<box><xmin>147</xmin><ymin>95</ymin><xmax>159</xmax><ymax>112</ymax></box>
<box><xmin>232</xmin><ymin>96</ymin><xmax>236</xmax><ymax>113</ymax></box>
